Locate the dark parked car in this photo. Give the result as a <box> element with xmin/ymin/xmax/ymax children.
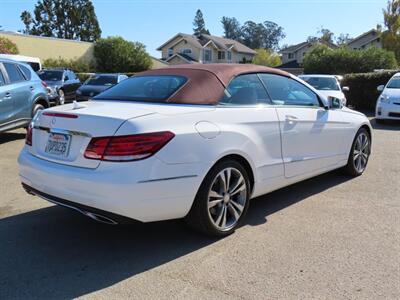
<box><xmin>0</xmin><ymin>58</ymin><xmax>49</xmax><ymax>133</ymax></box>
<box><xmin>76</xmin><ymin>73</ymin><xmax>128</xmax><ymax>101</ymax></box>
<box><xmin>37</xmin><ymin>68</ymin><xmax>81</xmax><ymax>105</ymax></box>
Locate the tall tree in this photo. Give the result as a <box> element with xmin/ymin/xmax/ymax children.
<box><xmin>252</xmin><ymin>48</ymin><xmax>281</xmax><ymax>67</ymax></box>
<box><xmin>20</xmin><ymin>0</ymin><xmax>101</xmax><ymax>42</ymax></box>
<box><xmin>381</xmin><ymin>0</ymin><xmax>400</xmax><ymax>61</ymax></box>
<box><xmin>336</xmin><ymin>33</ymin><xmax>352</xmax><ymax>45</ymax></box>
<box><xmin>221</xmin><ymin>17</ymin><xmax>242</xmax><ymax>41</ymax></box>
<box><xmin>308</xmin><ymin>27</ymin><xmax>334</xmax><ymax>44</ymax></box>
<box><xmin>241</xmin><ymin>21</ymin><xmax>285</xmax><ymax>50</ymax></box>
<box><xmin>193</xmin><ymin>9</ymin><xmax>210</xmax><ymax>35</ymax></box>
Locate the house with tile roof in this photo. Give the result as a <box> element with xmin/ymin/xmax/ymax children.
<box><xmin>157</xmin><ymin>33</ymin><xmax>257</xmax><ymax>65</ymax></box>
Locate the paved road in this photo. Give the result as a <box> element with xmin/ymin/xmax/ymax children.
<box><xmin>0</xmin><ymin>120</ymin><xmax>399</xmax><ymax>300</ymax></box>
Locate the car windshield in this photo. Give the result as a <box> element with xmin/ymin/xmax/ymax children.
<box><xmin>37</xmin><ymin>70</ymin><xmax>63</xmax><ymax>81</ymax></box>
<box><xmin>301</xmin><ymin>76</ymin><xmax>340</xmax><ymax>91</ymax></box>
<box><xmin>387</xmin><ymin>77</ymin><xmax>400</xmax><ymax>89</ymax></box>
<box><xmin>85</xmin><ymin>75</ymin><xmax>118</xmax><ymax>86</ymax></box>
<box><xmin>93</xmin><ymin>75</ymin><xmax>187</xmax><ymax>102</ymax></box>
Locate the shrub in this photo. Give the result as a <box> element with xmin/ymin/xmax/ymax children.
<box><xmin>76</xmin><ymin>72</ymin><xmax>135</xmax><ymax>82</ymax></box>
<box><xmin>303</xmin><ymin>44</ymin><xmax>398</xmax><ymax>74</ymax></box>
<box><xmin>93</xmin><ymin>36</ymin><xmax>152</xmax><ymax>73</ymax></box>
<box><xmin>43</xmin><ymin>57</ymin><xmax>93</xmax><ymax>73</ymax></box>
<box><xmin>252</xmin><ymin>48</ymin><xmax>281</xmax><ymax>67</ymax></box>
<box><xmin>342</xmin><ymin>70</ymin><xmax>399</xmax><ymax>110</ymax></box>
<box><xmin>0</xmin><ymin>37</ymin><xmax>19</xmax><ymax>54</ymax></box>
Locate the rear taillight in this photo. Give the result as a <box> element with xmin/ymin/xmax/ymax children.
<box><xmin>41</xmin><ymin>81</ymin><xmax>47</xmax><ymax>88</ymax></box>
<box><xmin>84</xmin><ymin>131</ymin><xmax>175</xmax><ymax>162</ymax></box>
<box><xmin>25</xmin><ymin>123</ymin><xmax>33</xmax><ymax>146</ymax></box>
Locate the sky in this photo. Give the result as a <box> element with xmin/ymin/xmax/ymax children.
<box><xmin>0</xmin><ymin>0</ymin><xmax>388</xmax><ymax>57</ymax></box>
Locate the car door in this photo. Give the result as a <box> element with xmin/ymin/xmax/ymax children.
<box><xmin>69</xmin><ymin>71</ymin><xmax>81</xmax><ymax>96</ymax></box>
<box><xmin>2</xmin><ymin>62</ymin><xmax>32</xmax><ymax>122</ymax></box>
<box><xmin>259</xmin><ymin>73</ymin><xmax>349</xmax><ymax>178</ymax></box>
<box><xmin>62</xmin><ymin>71</ymin><xmax>73</xmax><ymax>100</ymax></box>
<box><xmin>218</xmin><ymin>74</ymin><xmax>284</xmax><ymax>185</ymax></box>
<box><xmin>0</xmin><ymin>64</ymin><xmax>14</xmax><ymax>126</ymax></box>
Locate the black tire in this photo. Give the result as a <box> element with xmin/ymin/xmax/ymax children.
<box><xmin>343</xmin><ymin>128</ymin><xmax>371</xmax><ymax>177</ymax></box>
<box><xmin>32</xmin><ymin>103</ymin><xmax>45</xmax><ymax>117</ymax></box>
<box><xmin>185</xmin><ymin>159</ymin><xmax>251</xmax><ymax>237</ymax></box>
<box><xmin>57</xmin><ymin>89</ymin><xmax>65</xmax><ymax>105</ymax></box>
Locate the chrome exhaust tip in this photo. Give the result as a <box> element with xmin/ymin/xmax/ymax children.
<box><xmin>84</xmin><ymin>211</ymin><xmax>119</xmax><ymax>225</ymax></box>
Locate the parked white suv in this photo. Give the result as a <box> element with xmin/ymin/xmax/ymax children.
<box><xmin>376</xmin><ymin>73</ymin><xmax>400</xmax><ymax>123</ymax></box>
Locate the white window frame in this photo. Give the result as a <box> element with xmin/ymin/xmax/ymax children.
<box><xmin>204</xmin><ymin>49</ymin><xmax>212</xmax><ymax>62</ymax></box>
<box><xmin>227</xmin><ymin>51</ymin><xmax>232</xmax><ymax>61</ymax></box>
<box><xmin>288</xmin><ymin>53</ymin><xmax>294</xmax><ymax>59</ymax></box>
<box><xmin>218</xmin><ymin>51</ymin><xmax>226</xmax><ymax>60</ymax></box>
<box><xmin>168</xmin><ymin>48</ymin><xmax>174</xmax><ymax>57</ymax></box>
<box><xmin>180</xmin><ymin>48</ymin><xmax>192</xmax><ymax>55</ymax></box>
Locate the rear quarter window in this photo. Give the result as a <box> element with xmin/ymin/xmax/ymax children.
<box><xmin>4</xmin><ymin>63</ymin><xmax>25</xmax><ymax>83</ymax></box>
<box><xmin>18</xmin><ymin>65</ymin><xmax>32</xmax><ymax>80</ymax></box>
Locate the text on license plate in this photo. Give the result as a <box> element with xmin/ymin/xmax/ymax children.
<box><xmin>45</xmin><ymin>133</ymin><xmax>71</xmax><ymax>157</ymax></box>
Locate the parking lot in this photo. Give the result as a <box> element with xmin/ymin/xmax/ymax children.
<box><xmin>0</xmin><ymin>119</ymin><xmax>399</xmax><ymax>299</ymax></box>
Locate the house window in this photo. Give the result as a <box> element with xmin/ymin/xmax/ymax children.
<box><xmin>218</xmin><ymin>51</ymin><xmax>225</xmax><ymax>60</ymax></box>
<box><xmin>227</xmin><ymin>51</ymin><xmax>232</xmax><ymax>61</ymax></box>
<box><xmin>288</xmin><ymin>53</ymin><xmax>294</xmax><ymax>59</ymax></box>
<box><xmin>180</xmin><ymin>48</ymin><xmax>192</xmax><ymax>55</ymax></box>
<box><xmin>204</xmin><ymin>49</ymin><xmax>212</xmax><ymax>61</ymax></box>
<box><xmin>168</xmin><ymin>48</ymin><xmax>173</xmax><ymax>57</ymax></box>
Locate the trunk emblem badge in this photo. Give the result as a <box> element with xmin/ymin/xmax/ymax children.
<box><xmin>51</xmin><ymin>117</ymin><xmax>57</xmax><ymax>126</ymax></box>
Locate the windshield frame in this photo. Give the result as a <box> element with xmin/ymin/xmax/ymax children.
<box><xmin>387</xmin><ymin>76</ymin><xmax>400</xmax><ymax>89</ymax></box>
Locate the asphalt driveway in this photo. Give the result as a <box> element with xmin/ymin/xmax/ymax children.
<box><xmin>0</xmin><ymin>119</ymin><xmax>399</xmax><ymax>300</ymax></box>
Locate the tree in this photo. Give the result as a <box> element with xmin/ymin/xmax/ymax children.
<box><xmin>336</xmin><ymin>33</ymin><xmax>352</xmax><ymax>45</ymax></box>
<box><xmin>381</xmin><ymin>0</ymin><xmax>400</xmax><ymax>62</ymax></box>
<box><xmin>193</xmin><ymin>9</ymin><xmax>210</xmax><ymax>35</ymax></box>
<box><xmin>308</xmin><ymin>27</ymin><xmax>335</xmax><ymax>44</ymax></box>
<box><xmin>0</xmin><ymin>37</ymin><xmax>19</xmax><ymax>54</ymax></box>
<box><xmin>252</xmin><ymin>48</ymin><xmax>281</xmax><ymax>67</ymax></box>
<box><xmin>221</xmin><ymin>17</ymin><xmax>242</xmax><ymax>41</ymax></box>
<box><xmin>93</xmin><ymin>36</ymin><xmax>152</xmax><ymax>73</ymax></box>
<box><xmin>20</xmin><ymin>0</ymin><xmax>101</xmax><ymax>42</ymax></box>
<box><xmin>303</xmin><ymin>44</ymin><xmax>397</xmax><ymax>74</ymax></box>
<box><xmin>241</xmin><ymin>21</ymin><xmax>285</xmax><ymax>50</ymax></box>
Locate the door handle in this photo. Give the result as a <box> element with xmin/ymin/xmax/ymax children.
<box><xmin>30</xmin><ymin>86</ymin><xmax>35</xmax><ymax>91</ymax></box>
<box><xmin>285</xmin><ymin>115</ymin><xmax>298</xmax><ymax>123</ymax></box>
<box><xmin>4</xmin><ymin>92</ymin><xmax>11</xmax><ymax>99</ymax></box>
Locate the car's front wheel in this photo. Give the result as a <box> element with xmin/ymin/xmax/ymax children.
<box><xmin>186</xmin><ymin>159</ymin><xmax>251</xmax><ymax>236</ymax></box>
<box><xmin>344</xmin><ymin>128</ymin><xmax>371</xmax><ymax>176</ymax></box>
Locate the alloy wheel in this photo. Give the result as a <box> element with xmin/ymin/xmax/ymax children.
<box><xmin>207</xmin><ymin>167</ymin><xmax>247</xmax><ymax>231</ymax></box>
<box><xmin>58</xmin><ymin>90</ymin><xmax>65</xmax><ymax>105</ymax></box>
<box><xmin>353</xmin><ymin>132</ymin><xmax>370</xmax><ymax>173</ymax></box>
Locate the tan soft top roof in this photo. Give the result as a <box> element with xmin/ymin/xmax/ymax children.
<box><xmin>136</xmin><ymin>64</ymin><xmax>290</xmax><ymax>105</ymax></box>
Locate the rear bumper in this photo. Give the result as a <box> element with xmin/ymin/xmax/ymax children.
<box><xmin>376</xmin><ymin>102</ymin><xmax>400</xmax><ymax>120</ymax></box>
<box><xmin>18</xmin><ymin>147</ymin><xmax>207</xmax><ymax>222</ymax></box>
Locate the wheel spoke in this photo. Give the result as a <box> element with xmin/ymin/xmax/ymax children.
<box><xmin>221</xmin><ymin>205</ymin><xmax>227</xmax><ymax>228</ymax></box>
<box><xmin>218</xmin><ymin>172</ymin><xmax>227</xmax><ymax>193</ymax></box>
<box><xmin>208</xmin><ymin>198</ymin><xmax>223</xmax><ymax>209</ymax></box>
<box><xmin>225</xmin><ymin>168</ymin><xmax>231</xmax><ymax>191</ymax></box>
<box><xmin>228</xmin><ymin>203</ymin><xmax>240</xmax><ymax>221</ymax></box>
<box><xmin>209</xmin><ymin>190</ymin><xmax>223</xmax><ymax>199</ymax></box>
<box><xmin>230</xmin><ymin>199</ymin><xmax>244</xmax><ymax>213</ymax></box>
<box><xmin>231</xmin><ymin>182</ymin><xmax>246</xmax><ymax>196</ymax></box>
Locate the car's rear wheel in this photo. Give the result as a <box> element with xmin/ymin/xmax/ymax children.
<box><xmin>344</xmin><ymin>128</ymin><xmax>371</xmax><ymax>176</ymax></box>
<box><xmin>186</xmin><ymin>159</ymin><xmax>251</xmax><ymax>236</ymax></box>
<box><xmin>57</xmin><ymin>89</ymin><xmax>65</xmax><ymax>105</ymax></box>
<box><xmin>32</xmin><ymin>103</ymin><xmax>45</xmax><ymax>117</ymax></box>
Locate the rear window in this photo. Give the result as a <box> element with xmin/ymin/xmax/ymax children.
<box><xmin>300</xmin><ymin>76</ymin><xmax>340</xmax><ymax>91</ymax></box>
<box><xmin>85</xmin><ymin>75</ymin><xmax>118</xmax><ymax>86</ymax></box>
<box><xmin>93</xmin><ymin>75</ymin><xmax>187</xmax><ymax>102</ymax></box>
<box><xmin>38</xmin><ymin>70</ymin><xmax>63</xmax><ymax>81</ymax></box>
<box><xmin>4</xmin><ymin>63</ymin><xmax>25</xmax><ymax>83</ymax></box>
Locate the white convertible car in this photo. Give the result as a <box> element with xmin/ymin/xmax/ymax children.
<box><xmin>19</xmin><ymin>64</ymin><xmax>372</xmax><ymax>236</ymax></box>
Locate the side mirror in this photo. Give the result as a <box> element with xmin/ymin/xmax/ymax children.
<box><xmin>329</xmin><ymin>97</ymin><xmax>343</xmax><ymax>109</ymax></box>
<box><xmin>377</xmin><ymin>85</ymin><xmax>384</xmax><ymax>92</ymax></box>
<box><xmin>342</xmin><ymin>86</ymin><xmax>350</xmax><ymax>92</ymax></box>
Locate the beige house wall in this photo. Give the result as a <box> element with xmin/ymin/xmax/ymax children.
<box><xmin>161</xmin><ymin>36</ymin><xmax>200</xmax><ymax>60</ymax></box>
<box><xmin>348</xmin><ymin>32</ymin><xmax>381</xmax><ymax>49</ymax></box>
<box><xmin>0</xmin><ymin>32</ymin><xmax>94</xmax><ymax>63</ymax></box>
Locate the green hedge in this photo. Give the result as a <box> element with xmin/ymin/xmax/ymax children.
<box><xmin>342</xmin><ymin>70</ymin><xmax>399</xmax><ymax>110</ymax></box>
<box><xmin>43</xmin><ymin>57</ymin><xmax>94</xmax><ymax>73</ymax></box>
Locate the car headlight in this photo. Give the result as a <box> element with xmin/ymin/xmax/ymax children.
<box><xmin>76</xmin><ymin>90</ymin><xmax>82</xmax><ymax>95</ymax></box>
<box><xmin>379</xmin><ymin>94</ymin><xmax>390</xmax><ymax>103</ymax></box>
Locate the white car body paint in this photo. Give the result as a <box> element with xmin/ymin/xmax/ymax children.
<box><xmin>375</xmin><ymin>73</ymin><xmax>400</xmax><ymax>121</ymax></box>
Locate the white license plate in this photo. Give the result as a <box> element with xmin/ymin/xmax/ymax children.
<box><xmin>45</xmin><ymin>133</ymin><xmax>71</xmax><ymax>157</ymax></box>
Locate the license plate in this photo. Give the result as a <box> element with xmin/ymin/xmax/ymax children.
<box><xmin>45</xmin><ymin>133</ymin><xmax>71</xmax><ymax>157</ymax></box>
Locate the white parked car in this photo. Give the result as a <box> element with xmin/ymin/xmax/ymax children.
<box><xmin>299</xmin><ymin>74</ymin><xmax>349</xmax><ymax>106</ymax></box>
<box><xmin>376</xmin><ymin>72</ymin><xmax>400</xmax><ymax>123</ymax></box>
<box><xmin>19</xmin><ymin>64</ymin><xmax>372</xmax><ymax>236</ymax></box>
